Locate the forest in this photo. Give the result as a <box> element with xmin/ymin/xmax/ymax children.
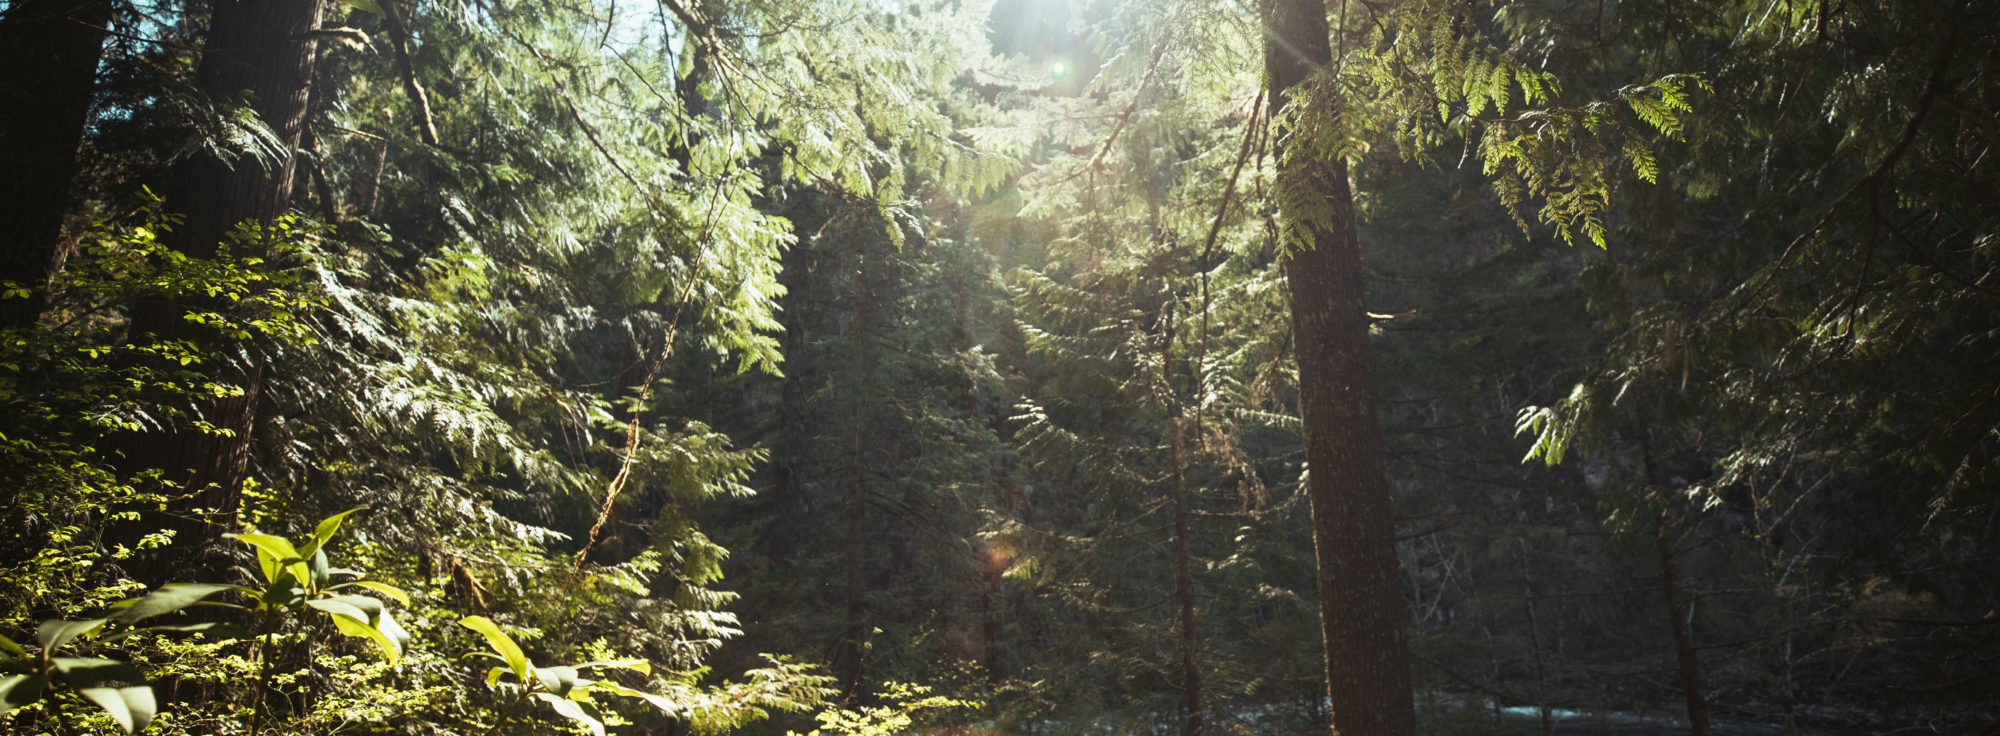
<box><xmin>0</xmin><ymin>0</ymin><xmax>1995</xmax><ymax>733</ymax></box>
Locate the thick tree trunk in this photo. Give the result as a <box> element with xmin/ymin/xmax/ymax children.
<box><xmin>121</xmin><ymin>0</ymin><xmax>325</xmax><ymax>554</ymax></box>
<box><xmin>1265</xmin><ymin>0</ymin><xmax>1417</xmax><ymax>733</ymax></box>
<box><xmin>155</xmin><ymin>0</ymin><xmax>324</xmax><ymax>262</ymax></box>
<box><xmin>0</xmin><ymin>0</ymin><xmax>112</xmax><ymax>328</ymax></box>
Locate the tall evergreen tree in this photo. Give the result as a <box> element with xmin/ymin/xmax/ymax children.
<box><xmin>114</xmin><ymin>0</ymin><xmax>327</xmax><ymax>565</ymax></box>
<box><xmin>1263</xmin><ymin>0</ymin><xmax>1417</xmax><ymax>730</ymax></box>
<box><xmin>0</xmin><ymin>0</ymin><xmax>112</xmax><ymax>328</ymax></box>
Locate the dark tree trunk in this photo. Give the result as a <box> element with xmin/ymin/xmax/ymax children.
<box><xmin>840</xmin><ymin>422</ymin><xmax>867</xmax><ymax>701</ymax></box>
<box><xmin>120</xmin><ymin>0</ymin><xmax>325</xmax><ymax>556</ymax></box>
<box><xmin>668</xmin><ymin>3</ymin><xmax>713</xmax><ymax>173</ymax></box>
<box><xmin>1640</xmin><ymin>435</ymin><xmax>1712</xmax><ymax>736</ymax></box>
<box><xmin>0</xmin><ymin>0</ymin><xmax>112</xmax><ymax>328</ymax></box>
<box><xmin>837</xmin><ymin>236</ymin><xmax>880</xmax><ymax>703</ymax></box>
<box><xmin>154</xmin><ymin>0</ymin><xmax>324</xmax><ymax>263</ymax></box>
<box><xmin>981</xmin><ymin>556</ymin><xmax>1002</xmax><ymax>682</ymax></box>
<box><xmin>1657</xmin><ymin>517</ymin><xmax>1712</xmax><ymax>736</ymax></box>
<box><xmin>1169</xmin><ymin>414</ymin><xmax>1204</xmax><ymax>736</ymax></box>
<box><xmin>1159</xmin><ymin>287</ymin><xmax>1204</xmax><ymax>736</ymax></box>
<box><xmin>353</xmin><ymin>134</ymin><xmax>389</xmax><ymax>218</ymax></box>
<box><xmin>1265</xmin><ymin>0</ymin><xmax>1417</xmax><ymax>733</ymax></box>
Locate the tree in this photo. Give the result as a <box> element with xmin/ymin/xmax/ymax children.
<box><xmin>4</xmin><ymin>0</ymin><xmax>1018</xmax><ymax>730</ymax></box>
<box><xmin>1263</xmin><ymin>0</ymin><xmax>1418</xmax><ymax>730</ymax></box>
<box><xmin>0</xmin><ymin>0</ymin><xmax>113</xmax><ymax>328</ymax></box>
<box><xmin>1254</xmin><ymin>0</ymin><xmax>1701</xmax><ymax>728</ymax></box>
<box><xmin>116</xmin><ymin>0</ymin><xmax>327</xmax><ymax>559</ymax></box>
<box><xmin>1517</xmin><ymin>0</ymin><xmax>2000</xmax><ymax>726</ymax></box>
<box><xmin>982</xmin><ymin>0</ymin><xmax>1323</xmax><ymax>726</ymax></box>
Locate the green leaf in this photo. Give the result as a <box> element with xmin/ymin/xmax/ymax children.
<box><xmin>339</xmin><ymin>0</ymin><xmax>383</xmax><ymax>13</ymax></box>
<box><xmin>137</xmin><ymin>622</ymin><xmax>245</xmax><ymax>638</ymax></box>
<box><xmin>109</xmin><ymin>583</ymin><xmax>239</xmax><ymax>623</ymax></box>
<box><xmin>37</xmin><ymin>619</ymin><xmax>107</xmax><ymax>650</ymax></box>
<box><xmin>306</xmin><ymin>507</ymin><xmax>364</xmax><ymax>555</ymax></box>
<box><xmin>0</xmin><ymin>674</ymin><xmax>47</xmax><ymax>715</ymax></box>
<box><xmin>534</xmin><ymin>691</ymin><xmax>605</xmax><ymax>736</ymax></box>
<box><xmin>230</xmin><ymin>532</ymin><xmax>308</xmax><ymax>585</ymax></box>
<box><xmin>230</xmin><ymin>531</ymin><xmax>302</xmax><ymax>563</ymax></box>
<box><xmin>379</xmin><ymin>608</ymin><xmax>410</xmax><ymax>643</ymax></box>
<box><xmin>327</xmin><ymin>612</ymin><xmax>402</xmax><ymax>661</ymax></box>
<box><xmin>319</xmin><ymin>593</ymin><xmax>386</xmax><ymax>618</ymax></box>
<box><xmin>460</xmin><ymin>616</ymin><xmax>529</xmax><ymax>681</ymax></box>
<box><xmin>305</xmin><ymin>597</ymin><xmax>371</xmax><ymax>622</ymax></box>
<box><xmin>77</xmin><ymin>685</ymin><xmax>155</xmax><ymax>733</ymax></box>
<box><xmin>0</xmin><ymin>633</ymin><xmax>26</xmax><ymax>659</ymax></box>
<box><xmin>594</xmin><ymin>680</ymin><xmax>679</xmax><ymax>712</ymax></box>
<box><xmin>50</xmin><ymin>657</ymin><xmax>145</xmax><ymax>686</ymax></box>
<box><xmin>573</xmin><ymin>658</ymin><xmax>651</xmax><ymax>675</ymax></box>
<box><xmin>535</xmin><ymin>665</ymin><xmax>579</xmax><ymax>696</ymax></box>
<box><xmin>310</xmin><ymin>546</ymin><xmax>331</xmax><ymax>589</ymax></box>
<box><xmin>341</xmin><ymin>580</ymin><xmax>411</xmax><ymax>606</ymax></box>
<box><xmin>259</xmin><ymin>571</ymin><xmax>305</xmax><ymax>609</ymax></box>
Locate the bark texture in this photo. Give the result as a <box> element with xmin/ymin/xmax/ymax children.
<box><xmin>1265</xmin><ymin>0</ymin><xmax>1417</xmax><ymax>732</ymax></box>
<box><xmin>0</xmin><ymin>0</ymin><xmax>112</xmax><ymax>328</ymax></box>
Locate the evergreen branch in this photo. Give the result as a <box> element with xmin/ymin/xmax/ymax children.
<box><xmin>1717</xmin><ymin>0</ymin><xmax>1968</xmax><ymax>321</ymax></box>
<box><xmin>1053</xmin><ymin>9</ymin><xmax>1182</xmax><ymax>185</ymax></box>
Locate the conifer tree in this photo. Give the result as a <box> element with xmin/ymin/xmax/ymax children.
<box><xmin>1263</xmin><ymin>0</ymin><xmax>1417</xmax><ymax>730</ymax></box>
<box><xmin>113</xmin><ymin>0</ymin><xmax>327</xmax><ymax>567</ymax></box>
<box><xmin>0</xmin><ymin>0</ymin><xmax>112</xmax><ymax>328</ymax></box>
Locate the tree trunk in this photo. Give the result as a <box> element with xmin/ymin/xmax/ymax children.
<box><xmin>1640</xmin><ymin>435</ymin><xmax>1712</xmax><ymax>736</ymax></box>
<box><xmin>837</xmin><ymin>238</ymin><xmax>879</xmax><ymax>703</ymax></box>
<box><xmin>1169</xmin><ymin>414</ymin><xmax>1205</xmax><ymax>736</ymax></box>
<box><xmin>981</xmin><ymin>554</ymin><xmax>1003</xmax><ymax>682</ymax></box>
<box><xmin>1657</xmin><ymin>516</ymin><xmax>1712</xmax><ymax>736</ymax></box>
<box><xmin>668</xmin><ymin>2</ymin><xmax>713</xmax><ymax>173</ymax></box>
<box><xmin>1265</xmin><ymin>0</ymin><xmax>1417</xmax><ymax>733</ymax></box>
<box><xmin>1521</xmin><ymin>543</ymin><xmax>1553</xmax><ymax>736</ymax></box>
<box><xmin>0</xmin><ymin>0</ymin><xmax>112</xmax><ymax>328</ymax></box>
<box><xmin>378</xmin><ymin>0</ymin><xmax>438</xmax><ymax>146</ymax></box>
<box><xmin>840</xmin><ymin>422</ymin><xmax>867</xmax><ymax>701</ymax></box>
<box><xmin>121</xmin><ymin>0</ymin><xmax>326</xmax><ymax>555</ymax></box>
<box><xmin>1158</xmin><ymin>280</ymin><xmax>1205</xmax><ymax>736</ymax></box>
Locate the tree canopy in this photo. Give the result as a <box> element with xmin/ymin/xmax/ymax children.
<box><xmin>0</xmin><ymin>0</ymin><xmax>1994</xmax><ymax>733</ymax></box>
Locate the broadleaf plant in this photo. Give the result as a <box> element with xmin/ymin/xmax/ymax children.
<box><xmin>460</xmin><ymin>615</ymin><xmax>668</xmax><ymax>735</ymax></box>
